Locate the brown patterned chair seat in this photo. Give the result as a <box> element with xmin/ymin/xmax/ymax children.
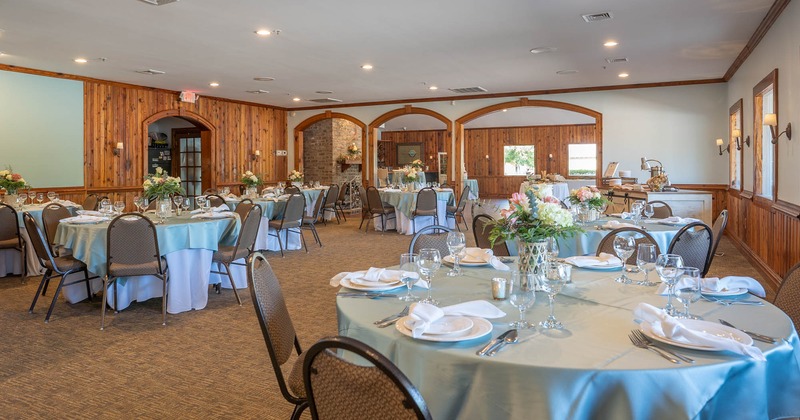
<box><xmin>109</xmin><ymin>260</ymin><xmax>162</xmax><ymax>277</ymax></box>
<box><xmin>43</xmin><ymin>255</ymin><xmax>86</xmax><ymax>272</ymax></box>
<box><xmin>213</xmin><ymin>245</ymin><xmax>250</xmax><ymax>262</ymax></box>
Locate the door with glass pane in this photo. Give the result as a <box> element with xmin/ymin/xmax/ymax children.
<box><xmin>172</xmin><ymin>129</ymin><xmax>203</xmax><ymax>199</ymax></box>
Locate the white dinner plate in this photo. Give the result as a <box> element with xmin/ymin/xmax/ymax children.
<box><xmin>640</xmin><ymin>319</ymin><xmax>753</xmax><ymax>351</ymax></box>
<box><xmin>403</xmin><ymin>316</ymin><xmax>474</xmax><ymax>335</ymax></box>
<box><xmin>701</xmin><ymin>287</ymin><xmax>749</xmax><ymax>297</ymax></box>
<box><xmin>569</xmin><ymin>262</ymin><xmax>623</xmax><ymax>271</ymax></box>
<box><xmin>396</xmin><ymin>316</ymin><xmax>492</xmax><ymax>342</ymax></box>
<box><xmin>443</xmin><ymin>255</ymin><xmax>489</xmax><ymax>267</ymax></box>
<box><xmin>339</xmin><ymin>277</ymin><xmax>404</xmax><ymax>291</ymax></box>
<box><xmin>64</xmin><ymin>218</ymin><xmax>106</xmax><ymax>224</ymax></box>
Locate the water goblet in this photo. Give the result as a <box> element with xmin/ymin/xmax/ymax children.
<box><xmin>417</xmin><ymin>248</ymin><xmax>442</xmax><ymax>306</ymax></box>
<box><xmin>99</xmin><ymin>198</ymin><xmax>111</xmax><ymax>215</ymax></box>
<box><xmin>26</xmin><ymin>191</ymin><xmax>34</xmax><ymax>205</ymax></box>
<box><xmin>141</xmin><ymin>197</ymin><xmax>150</xmax><ymax>213</ymax></box>
<box><xmin>47</xmin><ymin>191</ymin><xmax>56</xmax><ymax>202</ymax></box>
<box><xmin>53</xmin><ymin>193</ymin><xmax>60</xmax><ymax>201</ymax></box>
<box><xmin>201</xmin><ymin>196</ymin><xmax>211</xmax><ymax>212</ymax></box>
<box><xmin>643</xmin><ymin>204</ymin><xmax>655</xmax><ymax>220</ymax></box>
<box><xmin>195</xmin><ymin>196</ymin><xmax>207</xmax><ymax>212</ymax></box>
<box><xmin>674</xmin><ymin>267</ymin><xmax>702</xmax><ymax>319</ymax></box>
<box><xmin>539</xmin><ymin>262</ymin><xmax>568</xmax><ymax>330</ymax></box>
<box><xmin>508</xmin><ymin>271</ymin><xmax>535</xmax><ymax>329</ymax></box>
<box><xmin>133</xmin><ymin>196</ymin><xmax>143</xmax><ymax>213</ymax></box>
<box><xmin>635</xmin><ymin>243</ymin><xmax>658</xmax><ymax>286</ymax></box>
<box><xmin>612</xmin><ymin>235</ymin><xmax>636</xmax><ymax>284</ymax></box>
<box><xmin>17</xmin><ymin>193</ymin><xmax>28</xmax><ymax>208</ymax></box>
<box><xmin>173</xmin><ymin>195</ymin><xmax>184</xmax><ymax>216</ymax></box>
<box><xmin>36</xmin><ymin>193</ymin><xmax>44</xmax><ymax>204</ymax></box>
<box><xmin>446</xmin><ymin>231</ymin><xmax>466</xmax><ymax>276</ymax></box>
<box><xmin>630</xmin><ymin>201</ymin><xmax>644</xmax><ymax>226</ymax></box>
<box><xmin>655</xmin><ymin>254</ymin><xmax>685</xmax><ymax>316</ymax></box>
<box><xmin>545</xmin><ymin>237</ymin><xmax>560</xmax><ymax>262</ymax></box>
<box><xmin>399</xmin><ymin>253</ymin><xmax>420</xmax><ymax>302</ymax></box>
<box><xmin>113</xmin><ymin>200</ymin><xmax>125</xmax><ymax>215</ymax></box>
<box><xmin>182</xmin><ymin>197</ymin><xmax>192</xmax><ymax>212</ymax></box>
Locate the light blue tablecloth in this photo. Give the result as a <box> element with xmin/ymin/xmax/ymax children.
<box><xmin>336</xmin><ymin>264</ymin><xmax>800</xmax><ymax>419</ymax></box>
<box><xmin>378</xmin><ymin>189</ymin><xmax>454</xmax><ymax>219</ymax></box>
<box><xmin>464</xmin><ymin>179</ymin><xmax>479</xmax><ymax>200</ymax></box>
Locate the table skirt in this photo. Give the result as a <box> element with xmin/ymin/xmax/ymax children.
<box><xmin>375</xmin><ymin>200</ymin><xmax>455</xmax><ymax>235</ymax></box>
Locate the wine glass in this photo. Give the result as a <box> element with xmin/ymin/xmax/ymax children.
<box><xmin>26</xmin><ymin>191</ymin><xmax>34</xmax><ymax>205</ymax></box>
<box><xmin>612</xmin><ymin>235</ymin><xmax>636</xmax><ymax>284</ymax></box>
<box><xmin>133</xmin><ymin>196</ymin><xmax>143</xmax><ymax>213</ymax></box>
<box><xmin>630</xmin><ymin>201</ymin><xmax>644</xmax><ymax>226</ymax></box>
<box><xmin>201</xmin><ymin>196</ymin><xmax>212</xmax><ymax>212</ymax></box>
<box><xmin>113</xmin><ymin>200</ymin><xmax>125</xmax><ymax>215</ymax></box>
<box><xmin>36</xmin><ymin>193</ymin><xmax>44</xmax><ymax>204</ymax></box>
<box><xmin>635</xmin><ymin>243</ymin><xmax>658</xmax><ymax>286</ymax></box>
<box><xmin>47</xmin><ymin>191</ymin><xmax>56</xmax><ymax>202</ymax></box>
<box><xmin>655</xmin><ymin>254</ymin><xmax>685</xmax><ymax>315</ymax></box>
<box><xmin>643</xmin><ymin>204</ymin><xmax>655</xmax><ymax>220</ymax></box>
<box><xmin>675</xmin><ymin>267</ymin><xmax>702</xmax><ymax>319</ymax></box>
<box><xmin>195</xmin><ymin>196</ymin><xmax>207</xmax><ymax>212</ymax></box>
<box><xmin>539</xmin><ymin>261</ymin><xmax>568</xmax><ymax>330</ymax></box>
<box><xmin>183</xmin><ymin>197</ymin><xmax>192</xmax><ymax>212</ymax></box>
<box><xmin>417</xmin><ymin>248</ymin><xmax>442</xmax><ymax>306</ymax></box>
<box><xmin>545</xmin><ymin>237</ymin><xmax>560</xmax><ymax>262</ymax></box>
<box><xmin>100</xmin><ymin>198</ymin><xmax>111</xmax><ymax>215</ymax></box>
<box><xmin>399</xmin><ymin>253</ymin><xmax>420</xmax><ymax>302</ymax></box>
<box><xmin>17</xmin><ymin>193</ymin><xmax>28</xmax><ymax>208</ymax></box>
<box><xmin>508</xmin><ymin>271</ymin><xmax>535</xmax><ymax>329</ymax></box>
<box><xmin>446</xmin><ymin>231</ymin><xmax>466</xmax><ymax>277</ymax></box>
<box><xmin>141</xmin><ymin>197</ymin><xmax>150</xmax><ymax>213</ymax></box>
<box><xmin>173</xmin><ymin>195</ymin><xmax>184</xmax><ymax>216</ymax></box>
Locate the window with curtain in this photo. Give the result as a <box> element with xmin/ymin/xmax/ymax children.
<box><xmin>504</xmin><ymin>145</ymin><xmax>535</xmax><ymax>175</ymax></box>
<box><xmin>753</xmin><ymin>69</ymin><xmax>777</xmax><ymax>202</ymax></box>
<box><xmin>568</xmin><ymin>144</ymin><xmax>597</xmax><ymax>176</ymax></box>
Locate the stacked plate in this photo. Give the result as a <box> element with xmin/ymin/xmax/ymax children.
<box><xmin>395</xmin><ymin>315</ymin><xmax>493</xmax><ymax>342</ymax></box>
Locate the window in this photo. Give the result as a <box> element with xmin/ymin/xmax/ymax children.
<box><xmin>753</xmin><ymin>69</ymin><xmax>778</xmax><ymax>201</ymax></box>
<box><xmin>504</xmin><ymin>145</ymin><xmax>535</xmax><ymax>175</ymax></box>
<box><xmin>729</xmin><ymin>99</ymin><xmax>743</xmax><ymax>191</ymax></box>
<box><xmin>567</xmin><ymin>144</ymin><xmax>597</xmax><ymax>177</ymax></box>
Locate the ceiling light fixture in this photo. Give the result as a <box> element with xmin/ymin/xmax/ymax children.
<box><xmin>246</xmin><ymin>90</ymin><xmax>270</xmax><ymax>94</ymax></box>
<box><xmin>530</xmin><ymin>47</ymin><xmax>557</xmax><ymax>54</ymax></box>
<box><xmin>253</xmin><ymin>77</ymin><xmax>275</xmax><ymax>82</ymax></box>
<box><xmin>502</xmin><ymin>109</ymin><xmax>508</xmax><ymax>112</ymax></box>
<box><xmin>556</xmin><ymin>70</ymin><xmax>579</xmax><ymax>75</ymax></box>
<box><xmin>136</xmin><ymin>69</ymin><xmax>166</xmax><ymax>75</ymax></box>
<box><xmin>74</xmin><ymin>58</ymin><xmax>88</xmax><ymax>63</ymax></box>
<box><xmin>618</xmin><ymin>72</ymin><xmax>629</xmax><ymax>78</ymax></box>
<box><xmin>255</xmin><ymin>29</ymin><xmax>271</xmax><ymax>36</ymax></box>
<box><xmin>361</xmin><ymin>64</ymin><xmax>373</xmax><ymax>70</ymax></box>
<box><xmin>209</xmin><ymin>82</ymin><xmax>220</xmax><ymax>87</ymax></box>
<box><xmin>428</xmin><ymin>86</ymin><xmax>438</xmax><ymax>91</ymax></box>
<box><xmin>604</xmin><ymin>41</ymin><xmax>619</xmax><ymax>47</ymax></box>
<box><xmin>315</xmin><ymin>90</ymin><xmax>334</xmax><ymax>94</ymax></box>
<box><xmin>292</xmin><ymin>97</ymin><xmax>301</xmax><ymax>102</ymax></box>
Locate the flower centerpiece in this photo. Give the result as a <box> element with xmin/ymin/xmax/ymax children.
<box><xmin>401</xmin><ymin>166</ymin><xmax>421</xmax><ymax>190</ymax></box>
<box><xmin>241</xmin><ymin>171</ymin><xmax>262</xmax><ymax>188</ymax></box>
<box><xmin>0</xmin><ymin>168</ymin><xmax>27</xmax><ymax>195</ymax></box>
<box><xmin>489</xmin><ymin>190</ymin><xmax>582</xmax><ymax>274</ymax></box>
<box><xmin>410</xmin><ymin>159</ymin><xmax>424</xmax><ymax>170</ymax></box>
<box><xmin>568</xmin><ymin>186</ymin><xmax>608</xmax><ymax>223</ymax></box>
<box><xmin>288</xmin><ymin>170</ymin><xmax>304</xmax><ymax>186</ymax></box>
<box><xmin>143</xmin><ymin>167</ymin><xmax>185</xmax><ymax>199</ymax></box>
<box><xmin>347</xmin><ymin>143</ymin><xmax>361</xmax><ymax>157</ymax></box>
<box><xmin>647</xmin><ymin>173</ymin><xmax>669</xmax><ymax>192</ymax></box>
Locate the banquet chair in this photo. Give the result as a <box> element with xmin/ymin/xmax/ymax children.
<box><xmin>303</xmin><ymin>336</ymin><xmax>432</xmax><ymax>420</ymax></box>
<box><xmin>102</xmin><ymin>213</ymin><xmax>168</xmax><ymax>330</ymax></box>
<box><xmin>82</xmin><ymin>193</ymin><xmax>100</xmax><ymax>211</ymax></box>
<box><xmin>247</xmin><ymin>252</ymin><xmax>308</xmax><ymax>420</ymax></box>
<box><xmin>302</xmin><ymin>190</ymin><xmax>326</xmax><ymax>247</ymax></box>
<box><xmin>647</xmin><ymin>201</ymin><xmax>673</xmax><ymax>218</ymax></box>
<box><xmin>321</xmin><ymin>184</ymin><xmax>341</xmax><ymax>225</ymax></box>
<box><xmin>335</xmin><ymin>182</ymin><xmax>348</xmax><ymax>222</ymax></box>
<box><xmin>233</xmin><ymin>200</ymin><xmax>254</xmax><ymax>221</ymax></box>
<box><xmin>446</xmin><ymin>185</ymin><xmax>470</xmax><ymax>232</ymax></box>
<box><xmin>365</xmin><ymin>186</ymin><xmax>396</xmax><ymax>234</ymax></box>
<box><xmin>210</xmin><ymin>204</ymin><xmax>262</xmax><ymax>305</ymax></box>
<box><xmin>269</xmin><ymin>194</ymin><xmax>308</xmax><ymax>257</ymax></box>
<box><xmin>284</xmin><ymin>186</ymin><xmax>301</xmax><ymax>195</ymax></box>
<box><xmin>358</xmin><ymin>186</ymin><xmax>370</xmax><ymax>230</ymax></box>
<box><xmin>595</xmin><ymin>227</ymin><xmax>661</xmax><ymax>262</ymax></box>
<box><xmin>559</xmin><ymin>199</ymin><xmax>570</xmax><ymax>209</ymax></box>
<box><xmin>472</xmin><ymin>214</ymin><xmax>510</xmax><ymax>256</ymax></box>
<box><xmin>409</xmin><ymin>224</ymin><xmax>453</xmax><ymax>255</ymax></box>
<box><xmin>709</xmin><ymin>209</ymin><xmax>728</xmax><ymax>259</ymax></box>
<box><xmin>203</xmin><ymin>188</ymin><xmax>217</xmax><ymax>195</ymax></box>
<box><xmin>24</xmin><ymin>213</ymin><xmax>98</xmax><ymax>322</ymax></box>
<box><xmin>42</xmin><ymin>203</ymin><xmax>72</xmax><ymax>256</ymax></box>
<box><xmin>667</xmin><ymin>222</ymin><xmax>713</xmax><ymax>276</ymax></box>
<box><xmin>0</xmin><ymin>204</ymin><xmax>27</xmax><ymax>280</ymax></box>
<box><xmin>411</xmin><ymin>187</ymin><xmax>438</xmax><ymax>234</ymax></box>
<box><xmin>206</xmin><ymin>194</ymin><xmax>226</xmax><ymax>208</ymax></box>
<box><xmin>774</xmin><ymin>262</ymin><xmax>800</xmax><ymax>332</ymax></box>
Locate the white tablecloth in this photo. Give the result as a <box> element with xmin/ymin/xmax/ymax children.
<box><xmin>519</xmin><ymin>181</ymin><xmax>569</xmax><ymax>202</ymax></box>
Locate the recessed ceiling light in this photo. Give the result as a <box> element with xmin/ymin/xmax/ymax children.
<box><xmin>292</xmin><ymin>97</ymin><xmax>301</xmax><ymax>102</ymax></box>
<box><xmin>428</xmin><ymin>86</ymin><xmax>438</xmax><ymax>91</ymax></box>
<box><xmin>0</xmin><ymin>52</ymin><xmax>5</xmax><ymax>56</ymax></box>
<box><xmin>315</xmin><ymin>90</ymin><xmax>334</xmax><ymax>94</ymax></box>
<box><xmin>74</xmin><ymin>58</ymin><xmax>88</xmax><ymax>63</ymax></box>
<box><xmin>361</xmin><ymin>64</ymin><xmax>373</xmax><ymax>70</ymax></box>
<box><xmin>604</xmin><ymin>41</ymin><xmax>619</xmax><ymax>47</ymax></box>
<box><xmin>618</xmin><ymin>72</ymin><xmax>629</xmax><ymax>78</ymax></box>
<box><xmin>556</xmin><ymin>69</ymin><xmax>579</xmax><ymax>75</ymax></box>
<box><xmin>209</xmin><ymin>82</ymin><xmax>220</xmax><ymax>87</ymax></box>
<box><xmin>253</xmin><ymin>77</ymin><xmax>275</xmax><ymax>82</ymax></box>
<box><xmin>255</xmin><ymin>29</ymin><xmax>271</xmax><ymax>36</ymax></box>
<box><xmin>136</xmin><ymin>69</ymin><xmax>166</xmax><ymax>75</ymax></box>
<box><xmin>530</xmin><ymin>47</ymin><xmax>557</xmax><ymax>54</ymax></box>
<box><xmin>247</xmin><ymin>90</ymin><xmax>270</xmax><ymax>94</ymax></box>
<box><xmin>502</xmin><ymin>109</ymin><xmax>508</xmax><ymax>112</ymax></box>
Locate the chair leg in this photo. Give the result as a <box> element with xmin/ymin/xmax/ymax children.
<box><xmin>222</xmin><ymin>262</ymin><xmax>242</xmax><ymax>306</ymax></box>
<box><xmin>337</xmin><ymin>204</ymin><xmax>347</xmax><ymax>221</ymax></box>
<box><xmin>45</xmin><ymin>271</ymin><xmax>73</xmax><ymax>323</ymax></box>
<box><xmin>276</xmin><ymin>230</ymin><xmax>285</xmax><ymax>257</ymax></box>
<box><xmin>334</xmin><ymin>207</ymin><xmax>341</xmax><ymax>224</ymax></box>
<box><xmin>298</xmin><ymin>228</ymin><xmax>308</xmax><ymax>253</ymax></box>
<box><xmin>161</xmin><ymin>274</ymin><xmax>167</xmax><ymax>326</ymax></box>
<box><xmin>83</xmin><ymin>268</ymin><xmax>93</xmax><ymax>302</ymax></box>
<box><xmin>100</xmin><ymin>275</ymin><xmax>110</xmax><ymax>330</ymax></box>
<box><xmin>29</xmin><ymin>269</ymin><xmax>52</xmax><ymax>314</ymax></box>
<box><xmin>311</xmin><ymin>225</ymin><xmax>322</xmax><ymax>246</ymax></box>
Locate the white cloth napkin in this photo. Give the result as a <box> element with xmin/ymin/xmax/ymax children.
<box><xmin>633</xmin><ymin>303</ymin><xmax>765</xmax><ymax>360</ymax></box>
<box><xmin>60</xmin><ymin>215</ymin><xmax>106</xmax><ymax>224</ymax></box>
<box><xmin>602</xmin><ymin>220</ymin><xmax>638</xmax><ymax>229</ymax></box>
<box><xmin>330</xmin><ymin>268</ymin><xmax>425</xmax><ymax>288</ymax></box>
<box><xmin>406</xmin><ymin>301</ymin><xmax>507</xmax><ymax>338</ymax></box>
<box><xmin>461</xmin><ymin>247</ymin><xmax>510</xmax><ymax>271</ymax></box>
<box><xmin>659</xmin><ymin>216</ymin><xmax>702</xmax><ymax>225</ymax></box>
<box><xmin>382</xmin><ymin>188</ymin><xmax>402</xmax><ymax>192</ymax></box>
<box><xmin>76</xmin><ymin>210</ymin><xmax>105</xmax><ymax>217</ymax></box>
<box><xmin>565</xmin><ymin>253</ymin><xmax>622</xmax><ymax>268</ymax></box>
<box><xmin>191</xmin><ymin>211</ymin><xmax>236</xmax><ymax>219</ymax></box>
<box><xmin>53</xmin><ymin>199</ymin><xmax>81</xmax><ymax>207</ymax></box>
<box><xmin>656</xmin><ymin>276</ymin><xmax>765</xmax><ymax>298</ymax></box>
<box><xmin>190</xmin><ymin>204</ymin><xmax>229</xmax><ymax>214</ymax></box>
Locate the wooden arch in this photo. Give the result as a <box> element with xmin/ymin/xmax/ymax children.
<box><xmin>293</xmin><ymin>112</ymin><xmax>367</xmax><ymax>184</ymax></box>
<box><xmin>454</xmin><ymin>98</ymin><xmax>604</xmax><ymax>193</ymax></box>
<box><xmin>367</xmin><ymin>105</ymin><xmax>453</xmax><ymax>187</ymax></box>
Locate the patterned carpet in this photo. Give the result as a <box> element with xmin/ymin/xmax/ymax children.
<box><xmin>0</xmin><ymin>208</ymin><xmax>769</xmax><ymax>419</ymax></box>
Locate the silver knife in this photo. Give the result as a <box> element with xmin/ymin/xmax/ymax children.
<box><xmin>477</xmin><ymin>329</ymin><xmax>515</xmax><ymax>356</ymax></box>
<box><xmin>718</xmin><ymin>319</ymin><xmax>778</xmax><ymax>344</ymax></box>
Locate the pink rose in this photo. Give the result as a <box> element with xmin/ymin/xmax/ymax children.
<box><xmin>11</xmin><ymin>174</ymin><xmax>22</xmax><ymax>181</ymax></box>
<box><xmin>543</xmin><ymin>196</ymin><xmax>559</xmax><ymax>204</ymax></box>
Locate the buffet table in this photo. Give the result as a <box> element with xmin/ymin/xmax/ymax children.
<box><xmin>374</xmin><ymin>188</ymin><xmax>455</xmax><ymax>234</ymax></box>
<box><xmin>336</xmin><ymin>264</ymin><xmax>800</xmax><ymax>419</ymax></box>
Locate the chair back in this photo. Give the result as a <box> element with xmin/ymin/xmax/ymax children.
<box><xmin>337</xmin><ymin>183</ymin><xmax>347</xmax><ymax>203</ymax></box>
<box><xmin>367</xmin><ymin>187</ymin><xmax>386</xmax><ymax>213</ymax></box>
<box><xmin>647</xmin><ymin>200</ymin><xmax>673</xmax><ymax>218</ymax></box>
<box><xmin>0</xmin><ymin>204</ymin><xmax>22</xmax><ymax>245</ymax></box>
<box><xmin>409</xmin><ymin>224</ymin><xmax>453</xmax><ymax>255</ymax></box>
<box><xmin>279</xmin><ymin>194</ymin><xmax>306</xmax><ymax>229</ymax></box>
<box><xmin>304</xmin><ymin>336</ymin><xmax>432</xmax><ymax>420</ymax></box>
<box><xmin>667</xmin><ymin>222</ymin><xmax>713</xmax><ymax>276</ymax></box>
<box><xmin>42</xmin><ymin>203</ymin><xmax>71</xmax><ymax>247</ymax></box>
<box><xmin>596</xmin><ymin>227</ymin><xmax>661</xmax><ymax>261</ymax></box>
<box><xmin>414</xmin><ymin>188</ymin><xmax>437</xmax><ymax>215</ymax></box>
<box><xmin>203</xmin><ymin>188</ymin><xmax>217</xmax><ymax>195</ymax></box>
<box><xmin>235</xmin><ymin>205</ymin><xmax>263</xmax><ymax>255</ymax></box>
<box><xmin>324</xmin><ymin>184</ymin><xmax>339</xmax><ymax>208</ymax></box>
<box><xmin>359</xmin><ymin>186</ymin><xmax>370</xmax><ymax>216</ymax></box>
<box><xmin>455</xmin><ymin>185</ymin><xmax>470</xmax><ymax>212</ymax></box>
<box><xmin>309</xmin><ymin>190</ymin><xmax>325</xmax><ymax>220</ymax></box>
<box><xmin>774</xmin><ymin>262</ymin><xmax>800</xmax><ymax>332</ymax></box>
<box><xmin>22</xmin><ymin>212</ymin><xmax>58</xmax><ymax>270</ymax></box>
<box><xmin>234</xmin><ymin>201</ymin><xmax>255</xmax><ymax>221</ymax></box>
<box><xmin>472</xmin><ymin>214</ymin><xmax>510</xmax><ymax>256</ymax></box>
<box><xmin>247</xmin><ymin>252</ymin><xmax>304</xmax><ymax>403</ymax></box>
<box><xmin>285</xmin><ymin>186</ymin><xmax>301</xmax><ymax>195</ymax></box>
<box><xmin>709</xmin><ymin>209</ymin><xmax>728</xmax><ymax>259</ymax></box>
<box><xmin>206</xmin><ymin>194</ymin><xmax>226</xmax><ymax>208</ymax></box>
<box><xmin>82</xmin><ymin>194</ymin><xmax>100</xmax><ymax>211</ymax></box>
<box><xmin>106</xmin><ymin>213</ymin><xmax>163</xmax><ymax>277</ymax></box>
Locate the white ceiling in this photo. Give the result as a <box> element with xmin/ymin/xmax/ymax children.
<box><xmin>0</xmin><ymin>0</ymin><xmax>772</xmax><ymax>109</ymax></box>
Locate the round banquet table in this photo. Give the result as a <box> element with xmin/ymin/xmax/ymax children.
<box><xmin>520</xmin><ymin>181</ymin><xmax>570</xmax><ymax>203</ymax></box>
<box><xmin>374</xmin><ymin>188</ymin><xmax>456</xmax><ymax>235</ymax></box>
<box><xmin>53</xmin><ymin>212</ymin><xmax>240</xmax><ymax>313</ymax></box>
<box><xmin>336</xmin><ymin>263</ymin><xmax>800</xmax><ymax>419</ymax></box>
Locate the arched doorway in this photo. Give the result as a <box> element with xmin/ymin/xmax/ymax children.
<box><xmin>143</xmin><ymin>109</ymin><xmax>216</xmax><ymax>199</ymax></box>
<box><xmin>294</xmin><ymin>111</ymin><xmax>367</xmax><ymax>186</ymax></box>
<box><xmin>455</xmin><ymin>98</ymin><xmax>602</xmax><ymax>197</ymax></box>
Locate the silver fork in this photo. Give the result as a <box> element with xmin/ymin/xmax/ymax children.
<box><xmin>702</xmin><ymin>296</ymin><xmax>763</xmax><ymax>306</ymax></box>
<box><xmin>632</xmin><ymin>330</ymin><xmax>694</xmax><ymax>363</ymax></box>
<box><xmin>375</xmin><ymin>306</ymin><xmax>409</xmax><ymax>328</ymax></box>
<box><xmin>628</xmin><ymin>332</ymin><xmax>680</xmax><ymax>364</ymax></box>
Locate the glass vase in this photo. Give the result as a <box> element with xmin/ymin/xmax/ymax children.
<box><xmin>516</xmin><ymin>239</ymin><xmax>548</xmax><ymax>275</ymax></box>
<box><xmin>156</xmin><ymin>198</ymin><xmax>172</xmax><ymax>222</ymax></box>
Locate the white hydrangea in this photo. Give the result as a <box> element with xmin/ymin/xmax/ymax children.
<box><xmin>537</xmin><ymin>202</ymin><xmax>574</xmax><ymax>228</ymax></box>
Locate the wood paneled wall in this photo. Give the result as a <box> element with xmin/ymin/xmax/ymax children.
<box><xmin>379</xmin><ymin>130</ymin><xmax>448</xmax><ymax>171</ymax></box>
<box><xmin>464</xmin><ymin>124</ymin><xmax>596</xmax><ymax>198</ymax></box>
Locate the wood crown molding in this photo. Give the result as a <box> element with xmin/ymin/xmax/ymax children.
<box><xmin>723</xmin><ymin>0</ymin><xmax>791</xmax><ymax>81</ymax></box>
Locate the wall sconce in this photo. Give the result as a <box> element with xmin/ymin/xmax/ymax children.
<box><xmin>764</xmin><ymin>113</ymin><xmax>792</xmax><ymax>144</ymax></box>
<box><xmin>485</xmin><ymin>154</ymin><xmax>489</xmax><ymax>160</ymax></box>
<box><xmin>251</xmin><ymin>150</ymin><xmax>261</xmax><ymax>161</ymax></box>
<box><xmin>113</xmin><ymin>142</ymin><xmax>124</xmax><ymax>156</ymax></box>
<box><xmin>716</xmin><ymin>138</ymin><xmax>729</xmax><ymax>155</ymax></box>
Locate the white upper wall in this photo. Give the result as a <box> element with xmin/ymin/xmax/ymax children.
<box><xmin>288</xmin><ymin>83</ymin><xmax>728</xmax><ymax>185</ymax></box>
<box><xmin>727</xmin><ymin>0</ymin><xmax>800</xmax><ymax>204</ymax></box>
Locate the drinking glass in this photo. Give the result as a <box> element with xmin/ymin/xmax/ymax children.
<box><xmin>133</xmin><ymin>196</ymin><xmax>143</xmax><ymax>213</ymax></box>
<box><xmin>17</xmin><ymin>193</ymin><xmax>28</xmax><ymax>208</ymax></box>
<box><xmin>643</xmin><ymin>204</ymin><xmax>655</xmax><ymax>220</ymax></box>
<box><xmin>655</xmin><ymin>254</ymin><xmax>685</xmax><ymax>315</ymax></box>
<box><xmin>100</xmin><ymin>198</ymin><xmax>111</xmax><ymax>215</ymax></box>
<box><xmin>221</xmin><ymin>187</ymin><xmax>230</xmax><ymax>196</ymax></box>
<box><xmin>399</xmin><ymin>253</ymin><xmax>419</xmax><ymax>302</ymax></box>
<box><xmin>612</xmin><ymin>235</ymin><xmax>636</xmax><ymax>284</ymax></box>
<box><xmin>26</xmin><ymin>191</ymin><xmax>34</xmax><ymax>205</ymax></box>
<box><xmin>508</xmin><ymin>271</ymin><xmax>535</xmax><ymax>329</ymax></box>
<box><xmin>36</xmin><ymin>193</ymin><xmax>44</xmax><ymax>204</ymax></box>
<box><xmin>201</xmin><ymin>196</ymin><xmax>211</xmax><ymax>212</ymax></box>
<box><xmin>545</xmin><ymin>237</ymin><xmax>560</xmax><ymax>262</ymax></box>
<box><xmin>183</xmin><ymin>197</ymin><xmax>192</xmax><ymax>212</ymax></box>
<box><xmin>113</xmin><ymin>200</ymin><xmax>125</xmax><ymax>215</ymax></box>
<box><xmin>173</xmin><ymin>195</ymin><xmax>184</xmax><ymax>216</ymax></box>
<box><xmin>141</xmin><ymin>197</ymin><xmax>149</xmax><ymax>213</ymax></box>
<box><xmin>675</xmin><ymin>267</ymin><xmax>702</xmax><ymax>319</ymax></box>
<box><xmin>635</xmin><ymin>243</ymin><xmax>658</xmax><ymax>286</ymax></box>
<box><xmin>47</xmin><ymin>191</ymin><xmax>56</xmax><ymax>202</ymax></box>
<box><xmin>630</xmin><ymin>201</ymin><xmax>644</xmax><ymax>226</ymax></box>
<box><xmin>195</xmin><ymin>196</ymin><xmax>207</xmax><ymax>212</ymax></box>
<box><xmin>417</xmin><ymin>248</ymin><xmax>442</xmax><ymax>306</ymax></box>
<box><xmin>539</xmin><ymin>262</ymin><xmax>568</xmax><ymax>330</ymax></box>
<box><xmin>446</xmin><ymin>231</ymin><xmax>466</xmax><ymax>277</ymax></box>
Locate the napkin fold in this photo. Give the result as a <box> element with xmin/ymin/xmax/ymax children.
<box><xmin>602</xmin><ymin>220</ymin><xmax>638</xmax><ymax>230</ymax></box>
<box><xmin>633</xmin><ymin>303</ymin><xmax>764</xmax><ymax>360</ymax></box>
<box><xmin>60</xmin><ymin>215</ymin><xmax>106</xmax><ymax>224</ymax></box>
<box><xmin>190</xmin><ymin>211</ymin><xmax>236</xmax><ymax>219</ymax></box>
<box><xmin>656</xmin><ymin>276</ymin><xmax>765</xmax><ymax>298</ymax></box>
<box><xmin>330</xmin><ymin>268</ymin><xmax>425</xmax><ymax>288</ymax></box>
<box><xmin>659</xmin><ymin>216</ymin><xmax>702</xmax><ymax>225</ymax></box>
<box><xmin>460</xmin><ymin>248</ymin><xmax>510</xmax><ymax>271</ymax></box>
<box><xmin>76</xmin><ymin>210</ymin><xmax>105</xmax><ymax>217</ymax></box>
<box><xmin>190</xmin><ymin>204</ymin><xmax>230</xmax><ymax>214</ymax></box>
<box><xmin>565</xmin><ymin>252</ymin><xmax>622</xmax><ymax>268</ymax></box>
<box><xmin>52</xmin><ymin>199</ymin><xmax>81</xmax><ymax>208</ymax></box>
<box><xmin>406</xmin><ymin>301</ymin><xmax>506</xmax><ymax>338</ymax></box>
